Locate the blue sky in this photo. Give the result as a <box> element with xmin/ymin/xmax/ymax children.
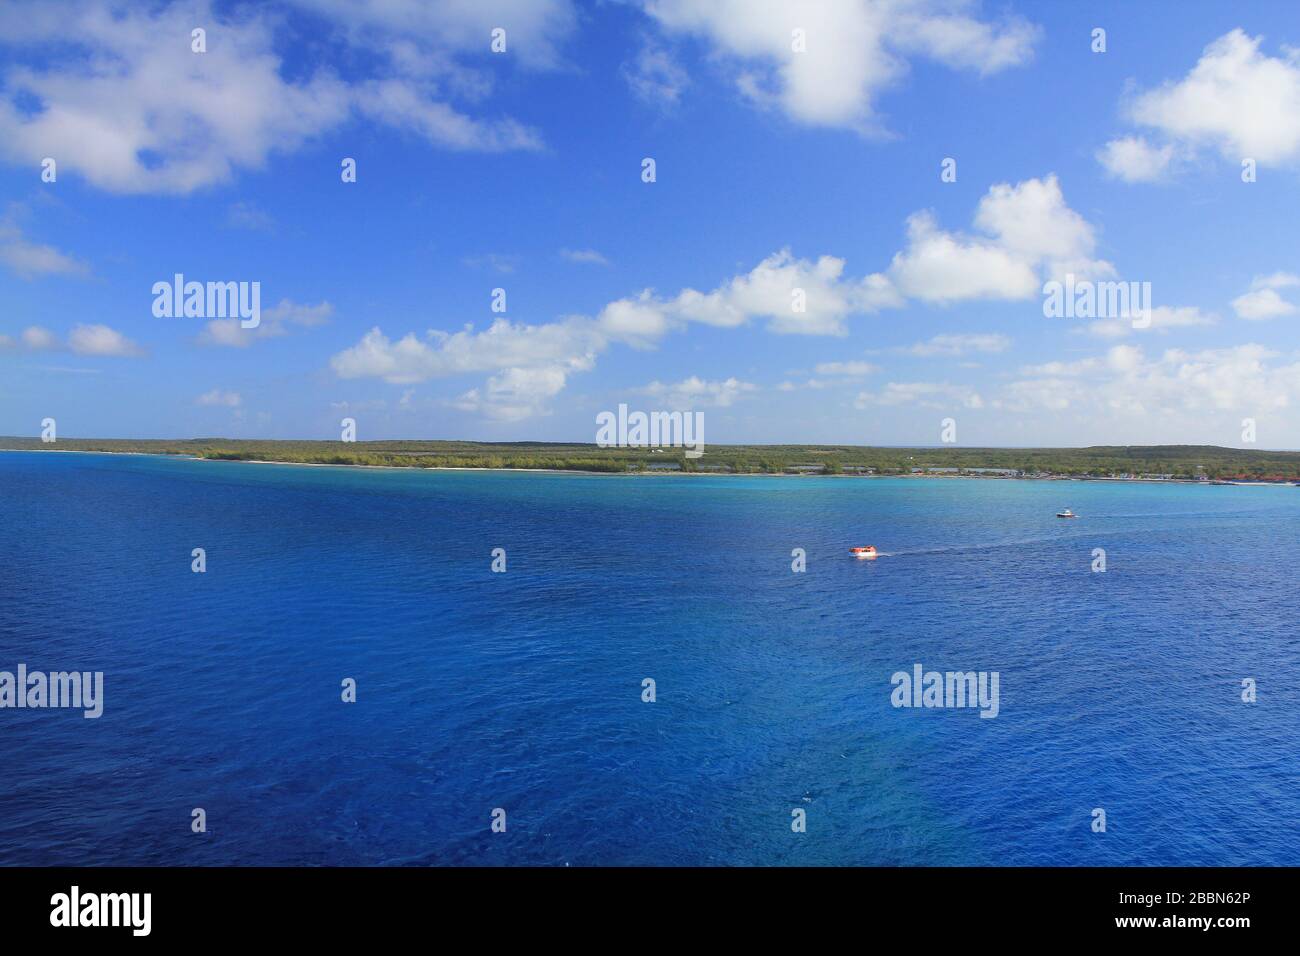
<box><xmin>3</xmin><ymin>0</ymin><xmax>1300</xmax><ymax>447</ymax></box>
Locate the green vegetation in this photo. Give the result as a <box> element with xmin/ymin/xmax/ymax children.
<box><xmin>5</xmin><ymin>437</ymin><xmax>1300</xmax><ymax>480</ymax></box>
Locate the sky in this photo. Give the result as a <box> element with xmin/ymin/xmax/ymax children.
<box><xmin>2</xmin><ymin>0</ymin><xmax>1300</xmax><ymax>448</ymax></box>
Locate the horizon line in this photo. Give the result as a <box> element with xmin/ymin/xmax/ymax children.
<box><xmin>4</xmin><ymin>438</ymin><xmax>1300</xmax><ymax>454</ymax></box>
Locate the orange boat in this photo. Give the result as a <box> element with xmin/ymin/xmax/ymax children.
<box><xmin>850</xmin><ymin>546</ymin><xmax>878</xmax><ymax>559</ymax></box>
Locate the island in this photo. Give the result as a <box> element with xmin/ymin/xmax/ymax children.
<box><xmin>4</xmin><ymin>438</ymin><xmax>1300</xmax><ymax>482</ymax></box>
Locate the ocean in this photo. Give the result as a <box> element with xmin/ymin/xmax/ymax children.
<box><xmin>1</xmin><ymin>450</ymin><xmax>1296</xmax><ymax>866</ymax></box>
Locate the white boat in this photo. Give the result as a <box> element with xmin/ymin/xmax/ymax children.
<box><xmin>1056</xmin><ymin>509</ymin><xmax>1078</xmax><ymax>518</ymax></box>
<box><xmin>850</xmin><ymin>546</ymin><xmax>879</xmax><ymax>558</ymax></box>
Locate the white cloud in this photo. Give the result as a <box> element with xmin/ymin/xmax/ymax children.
<box><xmin>1149</xmin><ymin>306</ymin><xmax>1218</xmax><ymax>329</ymax></box>
<box><xmin>888</xmin><ymin>175</ymin><xmax>1112</xmax><ymax>303</ymax></box>
<box><xmin>463</xmin><ymin>253</ymin><xmax>519</xmax><ymax>274</ymax></box>
<box><xmin>996</xmin><ymin>376</ymin><xmax>1083</xmax><ymax>413</ymax></box>
<box><xmin>332</xmin><ymin>318</ymin><xmax>602</xmax><ymax>386</ymax></box>
<box><xmin>0</xmin><ymin>0</ymin><xmax>557</xmax><ymax>195</ymax></box>
<box><xmin>334</xmin><ymin>317</ymin><xmax>601</xmax><ymax>420</ymax></box>
<box><xmin>971</xmin><ymin>176</ymin><xmax>1110</xmax><ymax>278</ymax></box>
<box><xmin>21</xmin><ymin>326</ymin><xmax>59</xmax><ymax>350</ymax></box>
<box><xmin>597</xmin><ymin>294</ymin><xmax>676</xmax><ymax>345</ymax></box>
<box><xmin>888</xmin><ymin>212</ymin><xmax>1037</xmax><ymax>302</ymax></box>
<box><xmin>199</xmin><ymin>299</ymin><xmax>332</xmax><ymax>348</ymax></box>
<box><xmin>335</xmin><ymin>319</ymin><xmax>590</xmax><ymax>382</ymax></box>
<box><xmin>622</xmin><ymin>38</ymin><xmax>690</xmax><ymax>108</ymax></box>
<box><xmin>1251</xmin><ymin>271</ymin><xmax>1300</xmax><ymax>290</ymax></box>
<box><xmin>8</xmin><ymin>323</ymin><xmax>143</xmax><ymax>356</ymax></box>
<box><xmin>1018</xmin><ymin>346</ymin><xmax>1138</xmax><ymax>379</ymax></box>
<box><xmin>326</xmin><ymin>179</ymin><xmax>1108</xmax><ymax>421</ymax></box>
<box><xmin>68</xmin><ymin>323</ymin><xmax>145</xmax><ymax>357</ymax></box>
<box><xmin>1016</xmin><ymin>358</ymin><xmax>1098</xmax><ymax>379</ymax></box>
<box><xmin>330</xmin><ymin>247</ymin><xmax>897</xmax><ymax>418</ymax></box>
<box><xmin>0</xmin><ymin>2</ymin><xmax>348</xmax><ymax>194</ymax></box>
<box><xmin>226</xmin><ymin>202</ymin><xmax>275</xmax><ymax>232</ymax></box>
<box><xmin>998</xmin><ymin>345</ymin><xmax>1300</xmax><ymax>432</ymax></box>
<box><xmin>560</xmin><ymin>248</ymin><xmax>611</xmax><ymax>266</ymax></box>
<box><xmin>855</xmin><ymin>381</ymin><xmax>984</xmax><ymax>409</ymax></box>
<box><xmin>605</xmin><ymin>249</ymin><xmax>900</xmax><ymax>338</ymax></box>
<box><xmin>774</xmin><ymin>359</ymin><xmax>880</xmax><ymax>389</ymax></box>
<box><xmin>1097</xmin><ymin>136</ymin><xmax>1176</xmax><ymax>183</ymax></box>
<box><xmin>777</xmin><ymin>378</ymin><xmax>839</xmax><ymax>391</ymax></box>
<box><xmin>355</xmin><ymin>79</ymin><xmax>541</xmax><ymax>151</ymax></box>
<box><xmin>900</xmin><ymin>332</ymin><xmax>1011</xmax><ymax>356</ymax></box>
<box><xmin>1080</xmin><ymin>305</ymin><xmax>1218</xmax><ymax>339</ymax></box>
<box><xmin>812</xmin><ymin>360</ymin><xmax>878</xmax><ymax>376</ymax></box>
<box><xmin>1112</xmin><ymin>30</ymin><xmax>1300</xmax><ymax>172</ymax></box>
<box><xmin>1231</xmin><ymin>289</ymin><xmax>1296</xmax><ymax>320</ymax></box>
<box><xmin>453</xmin><ymin>366</ymin><xmax>572</xmax><ymax>422</ymax></box>
<box><xmin>0</xmin><ymin>219</ymin><xmax>88</xmax><ymax>279</ymax></box>
<box><xmin>712</xmin><ymin>251</ymin><xmax>897</xmax><ymax>334</ymax></box>
<box><xmin>292</xmin><ymin>0</ymin><xmax>577</xmax><ymax>71</ymax></box>
<box><xmin>641</xmin><ymin>0</ymin><xmax>1037</xmax><ymax>131</ymax></box>
<box><xmin>195</xmin><ymin>389</ymin><xmax>242</xmax><ymax>407</ymax></box>
<box><xmin>1231</xmin><ymin>273</ymin><xmax>1299</xmax><ymax>320</ymax></box>
<box><xmin>637</xmin><ymin>376</ymin><xmax>757</xmax><ymax>408</ymax></box>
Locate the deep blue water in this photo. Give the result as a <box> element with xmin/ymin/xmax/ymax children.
<box><xmin>1</xmin><ymin>450</ymin><xmax>1296</xmax><ymax>866</ymax></box>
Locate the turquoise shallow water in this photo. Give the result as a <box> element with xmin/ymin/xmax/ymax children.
<box><xmin>0</xmin><ymin>450</ymin><xmax>1296</xmax><ymax>865</ymax></box>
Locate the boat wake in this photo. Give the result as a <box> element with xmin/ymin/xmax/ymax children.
<box><xmin>878</xmin><ymin>534</ymin><xmax>1101</xmax><ymax>558</ymax></box>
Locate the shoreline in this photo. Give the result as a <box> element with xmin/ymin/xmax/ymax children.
<box><xmin>3</xmin><ymin>447</ymin><xmax>1296</xmax><ymax>485</ymax></box>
